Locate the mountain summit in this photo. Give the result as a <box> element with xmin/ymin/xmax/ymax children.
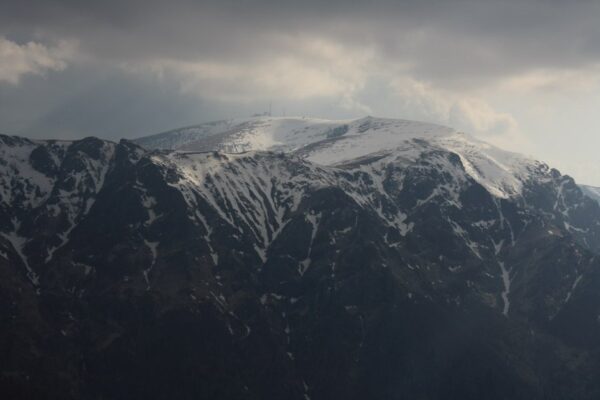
<box><xmin>2</xmin><ymin>117</ymin><xmax>600</xmax><ymax>399</ymax></box>
<box><xmin>136</xmin><ymin>116</ymin><xmax>542</xmax><ymax>199</ymax></box>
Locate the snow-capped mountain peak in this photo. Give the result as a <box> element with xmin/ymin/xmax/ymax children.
<box><xmin>135</xmin><ymin>115</ymin><xmax>540</xmax><ymax>199</ymax></box>
<box><xmin>135</xmin><ymin>115</ymin><xmax>456</xmax><ymax>156</ymax></box>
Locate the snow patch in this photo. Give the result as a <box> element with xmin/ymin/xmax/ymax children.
<box><xmin>498</xmin><ymin>261</ymin><xmax>512</xmax><ymax>316</ymax></box>
<box><xmin>299</xmin><ymin>212</ymin><xmax>321</xmax><ymax>276</ymax></box>
<box><xmin>143</xmin><ymin>240</ymin><xmax>159</xmax><ymax>289</ymax></box>
<box><xmin>565</xmin><ymin>274</ymin><xmax>583</xmax><ymax>303</ymax></box>
<box><xmin>0</xmin><ymin>219</ymin><xmax>38</xmax><ymax>287</ymax></box>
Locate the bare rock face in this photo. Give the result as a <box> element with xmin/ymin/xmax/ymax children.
<box><xmin>3</xmin><ymin>117</ymin><xmax>600</xmax><ymax>399</ymax></box>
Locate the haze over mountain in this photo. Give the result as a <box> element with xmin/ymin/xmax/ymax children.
<box><xmin>3</xmin><ymin>116</ymin><xmax>600</xmax><ymax>399</ymax></box>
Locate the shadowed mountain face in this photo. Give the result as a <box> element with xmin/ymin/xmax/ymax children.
<box><xmin>581</xmin><ymin>184</ymin><xmax>600</xmax><ymax>205</ymax></box>
<box><xmin>3</xmin><ymin>117</ymin><xmax>600</xmax><ymax>399</ymax></box>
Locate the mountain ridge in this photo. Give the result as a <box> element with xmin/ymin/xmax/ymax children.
<box><xmin>3</xmin><ymin>117</ymin><xmax>600</xmax><ymax>399</ymax></box>
<box><xmin>135</xmin><ymin>116</ymin><xmax>542</xmax><ymax>198</ymax></box>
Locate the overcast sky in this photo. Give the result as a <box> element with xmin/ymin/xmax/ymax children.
<box><xmin>2</xmin><ymin>0</ymin><xmax>600</xmax><ymax>184</ymax></box>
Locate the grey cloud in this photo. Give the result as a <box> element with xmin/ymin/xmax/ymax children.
<box><xmin>2</xmin><ymin>0</ymin><xmax>600</xmax><ymax>141</ymax></box>
<box><xmin>4</xmin><ymin>0</ymin><xmax>600</xmax><ymax>83</ymax></box>
<box><xmin>0</xmin><ymin>37</ymin><xmax>74</xmax><ymax>84</ymax></box>
<box><xmin>0</xmin><ymin>61</ymin><xmax>362</xmax><ymax>140</ymax></box>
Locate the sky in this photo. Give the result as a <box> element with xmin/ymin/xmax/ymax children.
<box><xmin>2</xmin><ymin>0</ymin><xmax>600</xmax><ymax>184</ymax></box>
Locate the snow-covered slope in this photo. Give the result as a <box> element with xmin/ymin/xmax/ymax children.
<box><xmin>0</xmin><ymin>135</ymin><xmax>117</xmax><ymax>284</ymax></box>
<box><xmin>136</xmin><ymin>116</ymin><xmax>542</xmax><ymax>199</ymax></box>
<box><xmin>133</xmin><ymin>116</ymin><xmax>600</xmax><ymax>257</ymax></box>
<box><xmin>0</xmin><ymin>136</ymin><xmax>70</xmax><ymax>208</ymax></box>
<box><xmin>135</xmin><ymin>116</ymin><xmax>454</xmax><ymax>156</ymax></box>
<box><xmin>135</xmin><ymin>117</ymin><xmax>353</xmax><ymax>153</ymax></box>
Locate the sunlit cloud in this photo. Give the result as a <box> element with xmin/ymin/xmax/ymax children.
<box><xmin>125</xmin><ymin>37</ymin><xmax>374</xmax><ymax>107</ymax></box>
<box><xmin>0</xmin><ymin>37</ymin><xmax>76</xmax><ymax>84</ymax></box>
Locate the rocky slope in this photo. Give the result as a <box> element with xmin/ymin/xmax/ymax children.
<box><xmin>3</xmin><ymin>117</ymin><xmax>600</xmax><ymax>399</ymax></box>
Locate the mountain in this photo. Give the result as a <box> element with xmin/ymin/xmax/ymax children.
<box><xmin>133</xmin><ymin>116</ymin><xmax>566</xmax><ymax>197</ymax></box>
<box><xmin>581</xmin><ymin>184</ymin><xmax>600</xmax><ymax>204</ymax></box>
<box><xmin>3</xmin><ymin>116</ymin><xmax>600</xmax><ymax>399</ymax></box>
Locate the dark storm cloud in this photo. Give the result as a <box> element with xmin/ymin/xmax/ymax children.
<box><xmin>3</xmin><ymin>0</ymin><xmax>600</xmax><ymax>139</ymax></box>
<box><xmin>4</xmin><ymin>0</ymin><xmax>600</xmax><ymax>83</ymax></box>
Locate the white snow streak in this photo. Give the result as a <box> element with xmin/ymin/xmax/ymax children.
<box><xmin>498</xmin><ymin>261</ymin><xmax>512</xmax><ymax>316</ymax></box>
<box><xmin>299</xmin><ymin>212</ymin><xmax>321</xmax><ymax>276</ymax></box>
<box><xmin>143</xmin><ymin>240</ymin><xmax>159</xmax><ymax>289</ymax></box>
<box><xmin>565</xmin><ymin>274</ymin><xmax>583</xmax><ymax>303</ymax></box>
